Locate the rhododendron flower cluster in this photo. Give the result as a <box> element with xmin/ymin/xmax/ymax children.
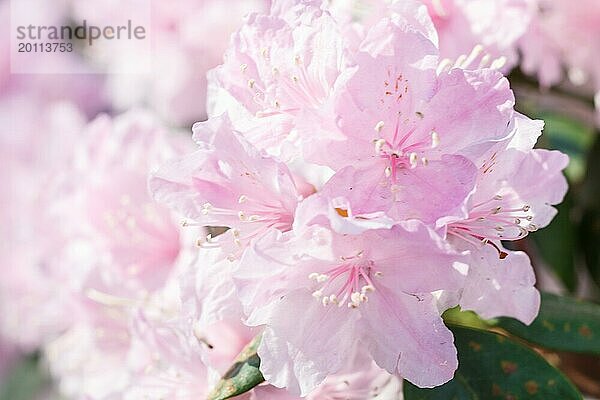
<box><xmin>150</xmin><ymin>0</ymin><xmax>567</xmax><ymax>396</ymax></box>
<box><xmin>0</xmin><ymin>0</ymin><xmax>578</xmax><ymax>399</ymax></box>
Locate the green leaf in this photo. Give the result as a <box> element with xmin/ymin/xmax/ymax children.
<box><xmin>403</xmin><ymin>325</ymin><xmax>582</xmax><ymax>400</ymax></box>
<box><xmin>580</xmin><ymin>135</ymin><xmax>600</xmax><ymax>286</ymax></box>
<box><xmin>497</xmin><ymin>292</ymin><xmax>600</xmax><ymax>354</ymax></box>
<box><xmin>206</xmin><ymin>334</ymin><xmax>265</xmax><ymax>400</ymax></box>
<box><xmin>534</xmin><ymin>111</ymin><xmax>594</xmax><ymax>183</ymax></box>
<box><xmin>530</xmin><ymin>192</ymin><xmax>578</xmax><ymax>292</ymax></box>
<box><xmin>0</xmin><ymin>355</ymin><xmax>50</xmax><ymax>400</ymax></box>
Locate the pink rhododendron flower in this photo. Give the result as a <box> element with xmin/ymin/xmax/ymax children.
<box><xmin>327</xmin><ymin>0</ymin><xmax>531</xmax><ymax>72</ymax></box>
<box><xmin>234</xmin><ymin>223</ymin><xmax>465</xmax><ymax>394</ymax></box>
<box><xmin>442</xmin><ymin>115</ymin><xmax>569</xmax><ymax>324</ymax></box>
<box><xmin>150</xmin><ymin>115</ymin><xmax>304</xmax><ymax>253</ymax></box>
<box><xmin>208</xmin><ymin>0</ymin><xmax>352</xmax><ymax>161</ymax></box>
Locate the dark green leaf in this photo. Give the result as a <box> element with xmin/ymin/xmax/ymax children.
<box><xmin>403</xmin><ymin>325</ymin><xmax>582</xmax><ymax>400</ymax></box>
<box><xmin>497</xmin><ymin>292</ymin><xmax>600</xmax><ymax>354</ymax></box>
<box><xmin>206</xmin><ymin>334</ymin><xmax>264</xmax><ymax>400</ymax></box>
<box><xmin>531</xmin><ymin>111</ymin><xmax>594</xmax><ymax>183</ymax></box>
<box><xmin>580</xmin><ymin>135</ymin><xmax>600</xmax><ymax>286</ymax></box>
<box><xmin>530</xmin><ymin>192</ymin><xmax>578</xmax><ymax>292</ymax></box>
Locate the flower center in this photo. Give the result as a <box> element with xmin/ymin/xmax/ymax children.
<box><xmin>308</xmin><ymin>252</ymin><xmax>381</xmax><ymax>309</ymax></box>
<box><xmin>373</xmin><ymin>121</ymin><xmax>439</xmax><ymax>182</ymax></box>
<box><xmin>448</xmin><ymin>194</ymin><xmax>536</xmax><ymax>257</ymax></box>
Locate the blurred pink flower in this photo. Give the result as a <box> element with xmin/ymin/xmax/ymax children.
<box><xmin>0</xmin><ymin>100</ymin><xmax>88</xmax><ymax>350</ymax></box>
<box><xmin>520</xmin><ymin>0</ymin><xmax>600</xmax><ymax>93</ymax></box>
<box><xmin>69</xmin><ymin>0</ymin><xmax>269</xmax><ymax>126</ymax></box>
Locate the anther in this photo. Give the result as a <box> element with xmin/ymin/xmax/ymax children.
<box><xmin>431</xmin><ymin>131</ymin><xmax>440</xmax><ymax>148</ymax></box>
<box><xmin>248</xmin><ymin>79</ymin><xmax>255</xmax><ymax>89</ymax></box>
<box><xmin>361</xmin><ymin>285</ymin><xmax>375</xmax><ymax>293</ymax></box>
<box><xmin>374</xmin><ymin>121</ymin><xmax>385</xmax><ymax>132</ymax></box>
<box><xmin>238</xmin><ymin>195</ymin><xmax>248</xmax><ymax>204</ymax></box>
<box><xmin>374</xmin><ymin>138</ymin><xmax>386</xmax><ymax>154</ymax></box>
<box><xmin>409</xmin><ymin>152</ymin><xmax>418</xmax><ymax>168</ymax></box>
<box><xmin>240</xmin><ymin>63</ymin><xmax>248</xmax><ymax>73</ymax></box>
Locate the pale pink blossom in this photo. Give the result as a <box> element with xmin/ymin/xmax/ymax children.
<box><xmin>297</xmin><ymin>21</ymin><xmax>514</xmax><ymax>228</ymax></box>
<box><xmin>234</xmin><ymin>223</ymin><xmax>465</xmax><ymax>395</ymax></box>
<box><xmin>150</xmin><ymin>115</ymin><xmax>304</xmax><ymax>253</ymax></box>
<box><xmin>442</xmin><ymin>115</ymin><xmax>569</xmax><ymax>323</ymax></box>
<box><xmin>207</xmin><ymin>0</ymin><xmax>352</xmax><ymax>161</ymax></box>
<box><xmin>327</xmin><ymin>0</ymin><xmax>531</xmax><ymax>71</ymax></box>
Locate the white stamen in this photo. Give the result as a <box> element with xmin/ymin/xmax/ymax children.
<box><xmin>238</xmin><ymin>195</ymin><xmax>248</xmax><ymax>204</ymax></box>
<box><xmin>478</xmin><ymin>54</ymin><xmax>491</xmax><ymax>69</ymax></box>
<box><xmin>409</xmin><ymin>152</ymin><xmax>418</xmax><ymax>168</ymax></box>
<box><xmin>436</xmin><ymin>58</ymin><xmax>453</xmax><ymax>75</ymax></box>
<box><xmin>431</xmin><ymin>131</ymin><xmax>440</xmax><ymax>148</ymax></box>
<box><xmin>240</xmin><ymin>63</ymin><xmax>248</xmax><ymax>73</ymax></box>
<box><xmin>361</xmin><ymin>285</ymin><xmax>375</xmax><ymax>293</ymax></box>
<box><xmin>374</xmin><ymin>138</ymin><xmax>386</xmax><ymax>154</ymax></box>
<box><xmin>238</xmin><ymin>211</ymin><xmax>247</xmax><ymax>221</ymax></box>
<box><xmin>374</xmin><ymin>121</ymin><xmax>385</xmax><ymax>133</ymax></box>
<box><xmin>384</xmin><ymin>166</ymin><xmax>392</xmax><ymax>177</ymax></box>
<box><xmin>491</xmin><ymin>56</ymin><xmax>507</xmax><ymax>70</ymax></box>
